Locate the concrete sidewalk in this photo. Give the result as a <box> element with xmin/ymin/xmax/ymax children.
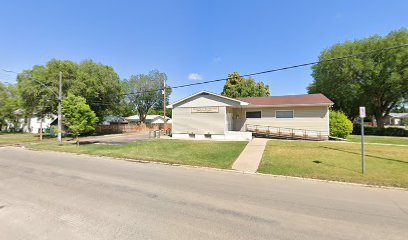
<box><xmin>232</xmin><ymin>138</ymin><xmax>269</xmax><ymax>173</ymax></box>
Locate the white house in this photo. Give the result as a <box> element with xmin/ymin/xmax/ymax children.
<box><xmin>167</xmin><ymin>91</ymin><xmax>333</xmax><ymax>140</ymax></box>
<box><xmin>124</xmin><ymin>115</ymin><xmax>172</xmax><ymax>124</ymax></box>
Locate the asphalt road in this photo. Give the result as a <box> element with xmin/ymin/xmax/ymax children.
<box><xmin>0</xmin><ymin>147</ymin><xmax>407</xmax><ymax>240</ymax></box>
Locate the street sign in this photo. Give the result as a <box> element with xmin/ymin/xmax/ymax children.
<box><xmin>359</xmin><ymin>106</ymin><xmax>365</xmax><ymax>174</ymax></box>
<box><xmin>359</xmin><ymin>106</ymin><xmax>366</xmax><ymax>118</ymax></box>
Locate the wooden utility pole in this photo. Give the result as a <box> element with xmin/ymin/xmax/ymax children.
<box><xmin>39</xmin><ymin>118</ymin><xmax>43</xmax><ymax>141</ymax></box>
<box><xmin>163</xmin><ymin>78</ymin><xmax>167</xmax><ymax>132</ymax></box>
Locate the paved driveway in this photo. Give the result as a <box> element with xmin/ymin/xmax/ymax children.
<box><xmin>0</xmin><ymin>147</ymin><xmax>407</xmax><ymax>240</ymax></box>
<box><xmin>76</xmin><ymin>132</ymin><xmax>151</xmax><ymax>144</ymax></box>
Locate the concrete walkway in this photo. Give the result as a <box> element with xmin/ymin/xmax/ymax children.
<box><xmin>232</xmin><ymin>138</ymin><xmax>269</xmax><ymax>173</ymax></box>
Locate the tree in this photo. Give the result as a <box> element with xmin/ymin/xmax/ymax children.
<box><xmin>329</xmin><ymin>110</ymin><xmax>353</xmax><ymax>138</ymax></box>
<box><xmin>125</xmin><ymin>70</ymin><xmax>168</xmax><ymax>123</ymax></box>
<box><xmin>17</xmin><ymin>59</ymin><xmax>124</xmax><ymax>121</ymax></box>
<box><xmin>0</xmin><ymin>83</ymin><xmax>20</xmax><ymax>131</ymax></box>
<box><xmin>308</xmin><ymin>28</ymin><xmax>408</xmax><ymax>127</ymax></box>
<box><xmin>221</xmin><ymin>72</ymin><xmax>270</xmax><ymax>98</ymax></box>
<box><xmin>61</xmin><ymin>94</ymin><xmax>98</xmax><ymax>144</ymax></box>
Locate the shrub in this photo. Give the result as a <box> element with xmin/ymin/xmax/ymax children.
<box><xmin>329</xmin><ymin>110</ymin><xmax>353</xmax><ymax>138</ymax></box>
<box><xmin>404</xmin><ymin>118</ymin><xmax>408</xmax><ymax>127</ymax></box>
<box><xmin>352</xmin><ymin>124</ymin><xmax>408</xmax><ymax>137</ymax></box>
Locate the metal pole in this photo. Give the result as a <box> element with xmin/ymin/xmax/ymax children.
<box><xmin>57</xmin><ymin>71</ymin><xmax>62</xmax><ymax>143</ymax></box>
<box><xmin>361</xmin><ymin>117</ymin><xmax>365</xmax><ymax>174</ymax></box>
<box><xmin>163</xmin><ymin>78</ymin><xmax>167</xmax><ymax>133</ymax></box>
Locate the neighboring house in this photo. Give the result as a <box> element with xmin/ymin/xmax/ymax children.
<box><xmin>167</xmin><ymin>91</ymin><xmax>333</xmax><ymax>140</ymax></box>
<box><xmin>385</xmin><ymin>113</ymin><xmax>408</xmax><ymax>126</ymax></box>
<box><xmin>101</xmin><ymin>115</ymin><xmax>128</xmax><ymax>125</ymax></box>
<box><xmin>5</xmin><ymin>110</ymin><xmax>56</xmax><ymax>133</ymax></box>
<box><xmin>124</xmin><ymin>115</ymin><xmax>172</xmax><ymax>124</ymax></box>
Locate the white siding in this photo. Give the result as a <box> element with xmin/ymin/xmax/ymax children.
<box><xmin>172</xmin><ymin>106</ymin><xmax>226</xmax><ymax>134</ymax></box>
<box><xmin>173</xmin><ymin>93</ymin><xmax>242</xmax><ymax>108</ymax></box>
<box><xmin>233</xmin><ymin>106</ymin><xmax>329</xmax><ymax>133</ymax></box>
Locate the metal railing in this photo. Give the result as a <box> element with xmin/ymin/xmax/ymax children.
<box><xmin>245</xmin><ymin>124</ymin><xmax>329</xmax><ymax>140</ymax></box>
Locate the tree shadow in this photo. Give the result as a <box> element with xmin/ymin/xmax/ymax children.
<box><xmin>320</xmin><ymin>146</ymin><xmax>408</xmax><ymax>164</ymax></box>
<box><xmin>312</xmin><ymin>159</ymin><xmax>361</xmax><ymax>173</ymax></box>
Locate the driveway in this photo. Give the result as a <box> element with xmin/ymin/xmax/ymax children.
<box><xmin>76</xmin><ymin>131</ymin><xmax>150</xmax><ymax>144</ymax></box>
<box><xmin>0</xmin><ymin>147</ymin><xmax>407</xmax><ymax>240</ymax></box>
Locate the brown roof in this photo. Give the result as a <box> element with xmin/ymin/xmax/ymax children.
<box><xmin>237</xmin><ymin>93</ymin><xmax>333</xmax><ymax>106</ymax></box>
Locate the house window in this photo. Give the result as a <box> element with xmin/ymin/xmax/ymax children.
<box><xmin>246</xmin><ymin>111</ymin><xmax>261</xmax><ymax>118</ymax></box>
<box><xmin>276</xmin><ymin>110</ymin><xmax>294</xmax><ymax>118</ymax></box>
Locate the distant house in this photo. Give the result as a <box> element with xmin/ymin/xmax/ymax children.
<box><xmin>124</xmin><ymin>115</ymin><xmax>172</xmax><ymax>124</ymax></box>
<box><xmin>101</xmin><ymin>115</ymin><xmax>127</xmax><ymax>125</ymax></box>
<box><xmin>385</xmin><ymin>113</ymin><xmax>408</xmax><ymax>126</ymax></box>
<box><xmin>167</xmin><ymin>91</ymin><xmax>333</xmax><ymax>140</ymax></box>
<box><xmin>5</xmin><ymin>109</ymin><xmax>56</xmax><ymax>133</ymax></box>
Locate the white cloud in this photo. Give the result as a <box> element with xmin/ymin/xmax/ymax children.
<box><xmin>188</xmin><ymin>73</ymin><xmax>203</xmax><ymax>81</ymax></box>
<box><xmin>213</xmin><ymin>57</ymin><xmax>222</xmax><ymax>63</ymax></box>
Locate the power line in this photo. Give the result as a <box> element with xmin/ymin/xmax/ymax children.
<box><xmin>2</xmin><ymin>43</ymin><xmax>408</xmax><ymax>102</ymax></box>
<box><xmin>122</xmin><ymin>43</ymin><xmax>408</xmax><ymax>96</ymax></box>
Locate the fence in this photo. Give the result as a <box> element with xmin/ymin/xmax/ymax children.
<box><xmin>96</xmin><ymin>123</ymin><xmax>172</xmax><ymax>134</ymax></box>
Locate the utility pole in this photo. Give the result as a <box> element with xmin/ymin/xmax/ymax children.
<box><xmin>57</xmin><ymin>71</ymin><xmax>62</xmax><ymax>143</ymax></box>
<box><xmin>163</xmin><ymin>78</ymin><xmax>167</xmax><ymax>133</ymax></box>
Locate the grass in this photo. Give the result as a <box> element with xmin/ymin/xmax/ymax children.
<box><xmin>29</xmin><ymin>139</ymin><xmax>248</xmax><ymax>169</ymax></box>
<box><xmin>347</xmin><ymin>135</ymin><xmax>408</xmax><ymax>145</ymax></box>
<box><xmin>258</xmin><ymin>140</ymin><xmax>408</xmax><ymax>188</ymax></box>
<box><xmin>0</xmin><ymin>132</ymin><xmax>55</xmax><ymax>145</ymax></box>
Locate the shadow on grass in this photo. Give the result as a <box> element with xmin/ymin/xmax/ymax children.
<box><xmin>320</xmin><ymin>146</ymin><xmax>408</xmax><ymax>164</ymax></box>
<box><xmin>312</xmin><ymin>160</ymin><xmax>361</xmax><ymax>174</ymax></box>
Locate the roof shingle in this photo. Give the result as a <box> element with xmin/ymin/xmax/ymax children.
<box><xmin>237</xmin><ymin>93</ymin><xmax>333</xmax><ymax>106</ymax></box>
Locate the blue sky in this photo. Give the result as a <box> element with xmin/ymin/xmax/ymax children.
<box><xmin>0</xmin><ymin>0</ymin><xmax>407</xmax><ymax>102</ymax></box>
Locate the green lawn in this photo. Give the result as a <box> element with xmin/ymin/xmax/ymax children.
<box><xmin>258</xmin><ymin>140</ymin><xmax>408</xmax><ymax>188</ymax></box>
<box><xmin>0</xmin><ymin>133</ymin><xmax>52</xmax><ymax>145</ymax></box>
<box><xmin>347</xmin><ymin>135</ymin><xmax>408</xmax><ymax>145</ymax></box>
<box><xmin>29</xmin><ymin>139</ymin><xmax>248</xmax><ymax>169</ymax></box>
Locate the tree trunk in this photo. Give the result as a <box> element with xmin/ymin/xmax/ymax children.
<box><xmin>375</xmin><ymin>115</ymin><xmax>386</xmax><ymax>128</ymax></box>
<box><xmin>76</xmin><ymin>136</ymin><xmax>79</xmax><ymax>146</ymax></box>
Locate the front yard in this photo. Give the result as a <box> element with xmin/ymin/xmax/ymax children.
<box><xmin>0</xmin><ymin>133</ymin><xmax>51</xmax><ymax>145</ymax></box>
<box><xmin>258</xmin><ymin>140</ymin><xmax>408</xmax><ymax>188</ymax></box>
<box><xmin>347</xmin><ymin>134</ymin><xmax>408</xmax><ymax>145</ymax></box>
<box><xmin>29</xmin><ymin>139</ymin><xmax>248</xmax><ymax>169</ymax></box>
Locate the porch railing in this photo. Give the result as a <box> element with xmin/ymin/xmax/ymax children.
<box><xmin>245</xmin><ymin>124</ymin><xmax>328</xmax><ymax>141</ymax></box>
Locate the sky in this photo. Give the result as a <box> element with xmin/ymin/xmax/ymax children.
<box><xmin>0</xmin><ymin>0</ymin><xmax>407</xmax><ymax>102</ymax></box>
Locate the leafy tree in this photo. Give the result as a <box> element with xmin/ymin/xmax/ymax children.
<box><xmin>61</xmin><ymin>94</ymin><xmax>98</xmax><ymax>144</ymax></box>
<box><xmin>0</xmin><ymin>83</ymin><xmax>20</xmax><ymax>131</ymax></box>
<box><xmin>17</xmin><ymin>59</ymin><xmax>124</xmax><ymax>121</ymax></box>
<box><xmin>329</xmin><ymin>110</ymin><xmax>353</xmax><ymax>138</ymax></box>
<box><xmin>404</xmin><ymin>118</ymin><xmax>408</xmax><ymax>127</ymax></box>
<box><xmin>308</xmin><ymin>28</ymin><xmax>408</xmax><ymax>127</ymax></box>
<box><xmin>125</xmin><ymin>70</ymin><xmax>168</xmax><ymax>123</ymax></box>
<box><xmin>221</xmin><ymin>72</ymin><xmax>270</xmax><ymax>98</ymax></box>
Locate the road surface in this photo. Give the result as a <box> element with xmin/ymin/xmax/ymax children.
<box><xmin>0</xmin><ymin>147</ymin><xmax>407</xmax><ymax>240</ymax></box>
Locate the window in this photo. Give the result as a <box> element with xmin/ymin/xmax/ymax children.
<box><xmin>246</xmin><ymin>111</ymin><xmax>261</xmax><ymax>118</ymax></box>
<box><xmin>276</xmin><ymin>110</ymin><xmax>294</xmax><ymax>118</ymax></box>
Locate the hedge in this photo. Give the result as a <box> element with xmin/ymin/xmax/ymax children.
<box><xmin>352</xmin><ymin>124</ymin><xmax>408</xmax><ymax>137</ymax></box>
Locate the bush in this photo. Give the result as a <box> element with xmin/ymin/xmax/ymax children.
<box><xmin>329</xmin><ymin>110</ymin><xmax>353</xmax><ymax>138</ymax></box>
<box><xmin>352</xmin><ymin>124</ymin><xmax>408</xmax><ymax>137</ymax></box>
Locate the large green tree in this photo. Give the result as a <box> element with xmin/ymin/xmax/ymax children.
<box><xmin>0</xmin><ymin>83</ymin><xmax>20</xmax><ymax>131</ymax></box>
<box><xmin>221</xmin><ymin>72</ymin><xmax>270</xmax><ymax>98</ymax></box>
<box><xmin>308</xmin><ymin>28</ymin><xmax>408</xmax><ymax>126</ymax></box>
<box><xmin>17</xmin><ymin>59</ymin><xmax>123</xmax><ymax>121</ymax></box>
<box><xmin>125</xmin><ymin>70</ymin><xmax>168</xmax><ymax>123</ymax></box>
<box><xmin>62</xmin><ymin>94</ymin><xmax>98</xmax><ymax>144</ymax></box>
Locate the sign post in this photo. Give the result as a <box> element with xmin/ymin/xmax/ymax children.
<box><xmin>359</xmin><ymin>106</ymin><xmax>366</xmax><ymax>174</ymax></box>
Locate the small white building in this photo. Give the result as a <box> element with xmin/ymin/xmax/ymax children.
<box><xmin>167</xmin><ymin>91</ymin><xmax>333</xmax><ymax>141</ymax></box>
<box><xmin>124</xmin><ymin>115</ymin><xmax>172</xmax><ymax>124</ymax></box>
